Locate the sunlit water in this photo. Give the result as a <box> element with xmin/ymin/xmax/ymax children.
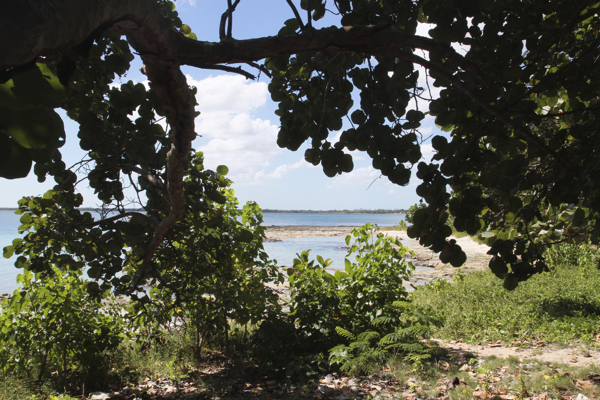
<box><xmin>0</xmin><ymin>210</ymin><xmax>407</xmax><ymax>294</ymax></box>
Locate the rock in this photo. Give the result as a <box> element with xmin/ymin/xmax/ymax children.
<box><xmin>89</xmin><ymin>393</ymin><xmax>112</xmax><ymax>400</ymax></box>
<box><xmin>164</xmin><ymin>385</ymin><xmax>177</xmax><ymax>394</ymax></box>
<box><xmin>575</xmin><ymin>394</ymin><xmax>590</xmax><ymax>400</ymax></box>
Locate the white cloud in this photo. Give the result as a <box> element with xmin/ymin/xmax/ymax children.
<box><xmin>192</xmin><ymin>74</ymin><xmax>268</xmax><ymax>114</ymax></box>
<box><xmin>328</xmin><ymin>166</ymin><xmax>383</xmax><ymax>187</ymax></box>
<box><xmin>254</xmin><ymin>159</ymin><xmax>311</xmax><ymax>181</ymax></box>
<box><xmin>420</xmin><ymin>143</ymin><xmax>435</xmax><ymax>163</ymax></box>
<box><xmin>186</xmin><ymin>75</ymin><xmax>284</xmax><ymax>183</ymax></box>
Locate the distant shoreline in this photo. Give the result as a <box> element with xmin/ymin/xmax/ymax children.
<box><xmin>1</xmin><ymin>207</ymin><xmax>406</xmax><ymax>214</ymax></box>
<box><xmin>262</xmin><ymin>209</ymin><xmax>406</xmax><ymax>214</ymax></box>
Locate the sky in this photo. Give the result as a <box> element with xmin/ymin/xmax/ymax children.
<box><xmin>0</xmin><ymin>0</ymin><xmax>446</xmax><ymax>210</ymax></box>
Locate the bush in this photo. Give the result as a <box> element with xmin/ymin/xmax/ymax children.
<box><xmin>0</xmin><ymin>267</ymin><xmax>126</xmax><ymax>393</ymax></box>
<box><xmin>253</xmin><ymin>224</ymin><xmax>441</xmax><ymax>378</ymax></box>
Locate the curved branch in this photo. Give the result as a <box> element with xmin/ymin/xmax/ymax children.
<box><xmin>125</xmin><ymin>165</ymin><xmax>167</xmax><ymax>192</ymax></box>
<box><xmin>69</xmin><ymin>211</ymin><xmax>157</xmax><ymax>229</ymax></box>
<box><xmin>285</xmin><ymin>0</ymin><xmax>306</xmax><ymax>31</ymax></box>
<box><xmin>219</xmin><ymin>0</ymin><xmax>241</xmax><ymax>41</ymax></box>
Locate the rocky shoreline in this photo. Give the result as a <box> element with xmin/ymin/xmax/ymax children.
<box><xmin>265</xmin><ymin>226</ymin><xmax>492</xmax><ymax>289</ymax></box>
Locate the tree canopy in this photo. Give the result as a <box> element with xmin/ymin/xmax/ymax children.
<box><xmin>1</xmin><ymin>0</ymin><xmax>599</xmax><ymax>291</ymax></box>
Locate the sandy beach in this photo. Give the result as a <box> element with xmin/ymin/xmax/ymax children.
<box><xmin>265</xmin><ymin>225</ymin><xmax>492</xmax><ymax>287</ymax></box>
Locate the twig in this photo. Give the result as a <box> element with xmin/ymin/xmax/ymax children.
<box><xmin>185</xmin><ymin>62</ymin><xmax>256</xmax><ymax>79</ymax></box>
<box><xmin>285</xmin><ymin>0</ymin><xmax>306</xmax><ymax>31</ymax></box>
<box><xmin>227</xmin><ymin>0</ymin><xmax>233</xmax><ymax>39</ymax></box>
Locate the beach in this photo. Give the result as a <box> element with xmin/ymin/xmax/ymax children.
<box><xmin>265</xmin><ymin>225</ymin><xmax>492</xmax><ymax>287</ymax></box>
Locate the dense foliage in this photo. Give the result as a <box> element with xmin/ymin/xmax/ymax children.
<box><xmin>1</xmin><ymin>0</ymin><xmax>600</xmax><ymax>395</ymax></box>
<box><xmin>1</xmin><ymin>0</ymin><xmax>599</xmax><ymax>288</ymax></box>
<box><xmin>252</xmin><ymin>224</ymin><xmax>438</xmax><ymax>380</ymax></box>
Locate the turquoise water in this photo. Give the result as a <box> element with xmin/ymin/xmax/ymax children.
<box><xmin>0</xmin><ymin>210</ymin><xmax>405</xmax><ymax>294</ymax></box>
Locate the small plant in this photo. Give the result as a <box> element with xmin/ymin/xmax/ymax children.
<box><xmin>0</xmin><ymin>267</ymin><xmax>126</xmax><ymax>394</ymax></box>
<box><xmin>329</xmin><ymin>301</ymin><xmax>442</xmax><ymax>376</ymax></box>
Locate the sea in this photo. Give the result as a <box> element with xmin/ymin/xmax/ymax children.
<box><xmin>0</xmin><ymin>209</ymin><xmax>405</xmax><ymax>294</ymax></box>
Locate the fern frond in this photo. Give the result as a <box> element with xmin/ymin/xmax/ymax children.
<box><xmin>397</xmin><ymin>342</ymin><xmax>425</xmax><ymax>352</ymax></box>
<box><xmin>391</xmin><ymin>300</ymin><xmax>411</xmax><ymax>309</ymax></box>
<box><xmin>372</xmin><ymin>315</ymin><xmax>393</xmax><ymax>326</ymax></box>
<box><xmin>335</xmin><ymin>326</ymin><xmax>355</xmax><ymax>340</ymax></box>
<box><xmin>356</xmin><ymin>330</ymin><xmax>380</xmax><ymax>342</ymax></box>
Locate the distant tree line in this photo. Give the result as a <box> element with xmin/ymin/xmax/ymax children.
<box><xmin>261</xmin><ymin>209</ymin><xmax>407</xmax><ymax>214</ymax></box>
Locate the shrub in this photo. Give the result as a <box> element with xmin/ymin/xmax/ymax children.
<box><xmin>0</xmin><ymin>267</ymin><xmax>126</xmax><ymax>392</ymax></box>
<box><xmin>253</xmin><ymin>223</ymin><xmax>440</xmax><ymax>378</ymax></box>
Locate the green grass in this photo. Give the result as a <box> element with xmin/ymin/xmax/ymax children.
<box><xmin>412</xmin><ymin>253</ymin><xmax>600</xmax><ymax>345</ymax></box>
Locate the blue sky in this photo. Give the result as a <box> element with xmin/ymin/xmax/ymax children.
<box><xmin>0</xmin><ymin>0</ymin><xmax>445</xmax><ymax>210</ymax></box>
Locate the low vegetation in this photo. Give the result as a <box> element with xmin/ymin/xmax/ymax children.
<box><xmin>1</xmin><ymin>208</ymin><xmax>600</xmax><ymax>398</ymax></box>
<box><xmin>412</xmin><ymin>241</ymin><xmax>600</xmax><ymax>346</ymax></box>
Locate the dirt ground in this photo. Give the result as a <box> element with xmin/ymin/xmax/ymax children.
<box><xmin>435</xmin><ymin>339</ymin><xmax>600</xmax><ymax>367</ymax></box>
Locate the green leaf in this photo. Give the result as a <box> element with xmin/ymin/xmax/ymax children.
<box><xmin>206</xmin><ymin>189</ymin><xmax>226</xmax><ymax>204</ymax></box>
<box><xmin>489</xmin><ymin>256</ymin><xmax>508</xmax><ymax>278</ymax></box>
<box><xmin>235</xmin><ymin>229</ymin><xmax>254</xmax><ymax>243</ymax></box>
<box><xmin>0</xmin><ymin>134</ymin><xmax>11</xmax><ymax>170</ymax></box>
<box><xmin>3</xmin><ymin>246</ymin><xmax>14</xmax><ymax>259</ymax></box>
<box><xmin>0</xmin><ymin>139</ymin><xmax>32</xmax><ymax>179</ymax></box>
<box><xmin>0</xmin><ymin>63</ymin><xmax>65</xmax><ymax>110</ymax></box>
<box><xmin>503</xmin><ymin>273</ymin><xmax>519</xmax><ymax>291</ymax></box>
<box><xmin>3</xmin><ymin>107</ymin><xmax>65</xmax><ymax>149</ymax></box>
<box><xmin>216</xmin><ymin>165</ymin><xmax>229</xmax><ymax>176</ymax></box>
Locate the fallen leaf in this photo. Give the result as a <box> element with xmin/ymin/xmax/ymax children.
<box><xmin>576</xmin><ymin>379</ymin><xmax>594</xmax><ymax>389</ymax></box>
<box><xmin>446</xmin><ymin>376</ymin><xmax>460</xmax><ymax>391</ymax></box>
<box><xmin>459</xmin><ymin>364</ymin><xmax>470</xmax><ymax>372</ymax></box>
<box><xmin>512</xmin><ymin>340</ymin><xmax>522</xmax><ymax>346</ymax></box>
<box><xmin>473</xmin><ymin>389</ymin><xmax>490</xmax><ymax>399</ymax></box>
<box><xmin>570</xmin><ymin>358</ymin><xmax>579</xmax><ymax>363</ymax></box>
<box><xmin>439</xmin><ymin>361</ymin><xmax>450</xmax><ymax>371</ymax></box>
